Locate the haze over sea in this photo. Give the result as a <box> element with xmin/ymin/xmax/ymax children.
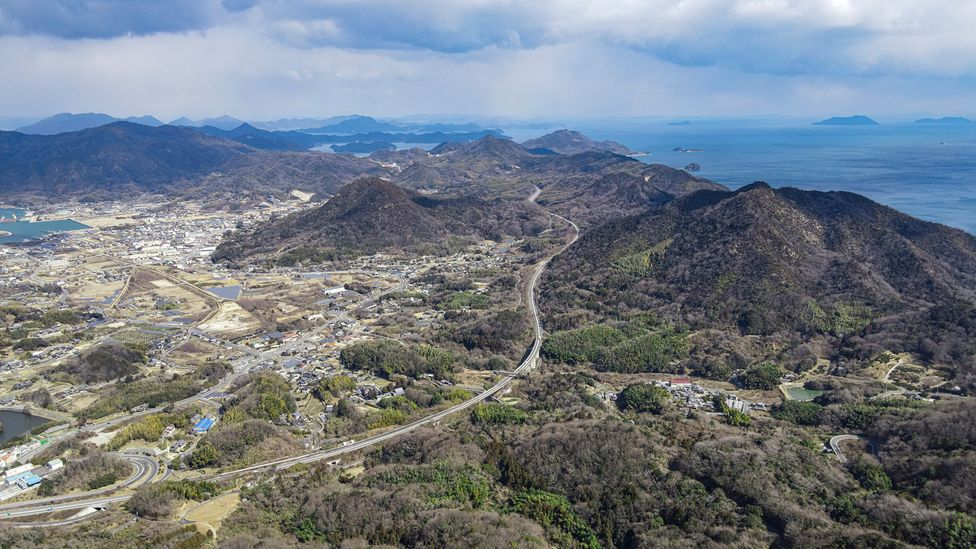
<box><xmin>512</xmin><ymin>119</ymin><xmax>976</xmax><ymax>234</ymax></box>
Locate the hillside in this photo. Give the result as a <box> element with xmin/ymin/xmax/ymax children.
<box><xmin>394</xmin><ymin>135</ymin><xmax>722</xmax><ymax>204</ymax></box>
<box><xmin>212</xmin><ymin>177</ymin><xmax>549</xmax><ymax>264</ymax></box>
<box><xmin>541</xmin><ymin>182</ymin><xmax>976</xmax><ymax>383</ymax></box>
<box><xmin>521</xmin><ymin>129</ymin><xmax>639</xmax><ymax>155</ymax></box>
<box><xmin>0</xmin><ymin>122</ymin><xmax>251</xmax><ymax>196</ymax></box>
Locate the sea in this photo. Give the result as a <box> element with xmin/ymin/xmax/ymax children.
<box><xmin>507</xmin><ymin>119</ymin><xmax>976</xmax><ymax>234</ymax></box>
<box><xmin>0</xmin><ymin>207</ymin><xmax>90</xmax><ymax>244</ymax></box>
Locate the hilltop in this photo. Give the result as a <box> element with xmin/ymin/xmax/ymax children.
<box><xmin>521</xmin><ymin>129</ymin><xmax>640</xmax><ymax>155</ymax></box>
<box><xmin>393</xmin><ymin>134</ymin><xmax>722</xmax><ymax>206</ymax></box>
<box><xmin>212</xmin><ymin>177</ymin><xmax>549</xmax><ymax>264</ymax></box>
<box><xmin>542</xmin><ymin>182</ymin><xmax>976</xmax><ymax>383</ymax></box>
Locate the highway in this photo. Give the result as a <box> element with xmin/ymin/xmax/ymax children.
<box><xmin>0</xmin><ymin>187</ymin><xmax>581</xmax><ymax>523</ymax></box>
<box><xmin>0</xmin><ymin>452</ymin><xmax>157</xmax><ymax>520</ymax></box>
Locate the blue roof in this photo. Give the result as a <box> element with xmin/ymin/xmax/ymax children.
<box><xmin>6</xmin><ymin>471</ymin><xmax>33</xmax><ymax>483</ymax></box>
<box><xmin>193</xmin><ymin>418</ymin><xmax>215</xmax><ymax>431</ymax></box>
<box><xmin>22</xmin><ymin>474</ymin><xmax>42</xmax><ymax>486</ymax></box>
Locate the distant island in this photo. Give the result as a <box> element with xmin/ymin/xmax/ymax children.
<box><xmin>331</xmin><ymin>141</ymin><xmax>397</xmax><ymax>153</ymax></box>
<box><xmin>813</xmin><ymin>115</ymin><xmax>879</xmax><ymax>126</ymax></box>
<box><xmin>914</xmin><ymin>116</ymin><xmax>974</xmax><ymax>125</ymax></box>
<box><xmin>668</xmin><ymin>120</ymin><xmax>692</xmax><ymax>126</ymax></box>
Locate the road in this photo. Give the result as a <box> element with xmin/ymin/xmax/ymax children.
<box><xmin>829</xmin><ymin>434</ymin><xmax>874</xmax><ymax>464</ymax></box>
<box><xmin>0</xmin><ymin>452</ymin><xmax>157</xmax><ymax>520</ymax></box>
<box><xmin>0</xmin><ymin>187</ymin><xmax>581</xmax><ymax>523</ymax></box>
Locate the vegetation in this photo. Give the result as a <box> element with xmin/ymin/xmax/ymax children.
<box><xmin>55</xmin><ymin>341</ymin><xmax>146</xmax><ymax>384</ymax></box>
<box><xmin>471</xmin><ymin>403</ymin><xmax>528</xmax><ymax>425</ymax></box>
<box><xmin>36</xmin><ymin>452</ymin><xmax>129</xmax><ymax>497</ymax></box>
<box><xmin>128</xmin><ymin>480</ymin><xmax>221</xmax><ymax>519</ymax></box>
<box><xmin>772</xmin><ymin>400</ymin><xmax>824</xmax><ymax>426</ymax></box>
<box><xmin>739</xmin><ymin>362</ymin><xmax>783</xmax><ymax>390</ymax></box>
<box><xmin>230</xmin><ymin>372</ymin><xmax>297</xmax><ymax>421</ymax></box>
<box><xmin>314</xmin><ymin>375</ymin><xmax>357</xmax><ymax>400</ymax></box>
<box><xmin>542</xmin><ymin>319</ymin><xmax>688</xmax><ymax>374</ymax></box>
<box><xmin>617</xmin><ymin>383</ymin><xmax>671</xmax><ymax>414</ymax></box>
<box><xmin>107</xmin><ymin>412</ymin><xmax>193</xmax><ymax>450</ymax></box>
<box><xmin>340</xmin><ymin>340</ymin><xmax>458</xmax><ymax>380</ymax></box>
<box><xmin>507</xmin><ymin>490</ymin><xmax>600</xmax><ymax>549</ymax></box>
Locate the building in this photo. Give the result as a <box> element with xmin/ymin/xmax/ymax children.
<box><xmin>47</xmin><ymin>458</ymin><xmax>64</xmax><ymax>471</ymax></box>
<box><xmin>15</xmin><ymin>474</ymin><xmax>42</xmax><ymax>489</ymax></box>
<box><xmin>4</xmin><ymin>463</ymin><xmax>33</xmax><ymax>479</ymax></box>
<box><xmin>192</xmin><ymin>417</ymin><xmax>215</xmax><ymax>434</ymax></box>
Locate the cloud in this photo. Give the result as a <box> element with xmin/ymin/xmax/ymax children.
<box><xmin>0</xmin><ymin>0</ymin><xmax>227</xmax><ymax>38</ymax></box>
<box><xmin>0</xmin><ymin>1</ymin><xmax>973</xmax><ymax>119</ymax></box>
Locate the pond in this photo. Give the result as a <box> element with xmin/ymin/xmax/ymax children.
<box><xmin>786</xmin><ymin>387</ymin><xmax>825</xmax><ymax>402</ymax></box>
<box><xmin>0</xmin><ymin>410</ymin><xmax>52</xmax><ymax>444</ymax></box>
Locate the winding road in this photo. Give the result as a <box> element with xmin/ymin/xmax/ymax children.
<box><xmin>0</xmin><ymin>187</ymin><xmax>581</xmax><ymax>524</ymax></box>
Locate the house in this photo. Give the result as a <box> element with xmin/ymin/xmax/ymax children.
<box><xmin>46</xmin><ymin>459</ymin><xmax>64</xmax><ymax>471</ymax></box>
<box><xmin>670</xmin><ymin>377</ymin><xmax>692</xmax><ymax>387</ymax></box>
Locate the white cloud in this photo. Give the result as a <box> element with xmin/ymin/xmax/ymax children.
<box><xmin>0</xmin><ymin>1</ymin><xmax>973</xmax><ymax>119</ymax></box>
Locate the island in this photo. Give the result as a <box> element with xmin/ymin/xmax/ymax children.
<box><xmin>330</xmin><ymin>141</ymin><xmax>397</xmax><ymax>153</ymax></box>
<box><xmin>813</xmin><ymin>115</ymin><xmax>879</xmax><ymax>126</ymax></box>
<box><xmin>914</xmin><ymin>116</ymin><xmax>974</xmax><ymax>125</ymax></box>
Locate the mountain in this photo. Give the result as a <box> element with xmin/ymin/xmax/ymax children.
<box><xmin>251</xmin><ymin>116</ymin><xmax>356</xmax><ymax>131</ymax></box>
<box><xmin>169</xmin><ymin>115</ymin><xmax>246</xmax><ymax>130</ymax></box>
<box><xmin>17</xmin><ymin>112</ymin><xmax>119</xmax><ymax>134</ymax></box>
<box><xmin>0</xmin><ymin>122</ymin><xmax>252</xmax><ymax>197</ymax></box>
<box><xmin>521</xmin><ymin>130</ymin><xmax>640</xmax><ymax>155</ymax></box>
<box><xmin>813</xmin><ymin>115</ymin><xmax>879</xmax><ymax>126</ymax></box>
<box><xmin>212</xmin><ymin>177</ymin><xmax>549</xmax><ymax>264</ymax></box>
<box><xmin>542</xmin><ymin>182</ymin><xmax>976</xmax><ymax>383</ymax></box>
<box><xmin>193</xmin><ymin>123</ymin><xmax>324</xmax><ymax>151</ymax></box>
<box><xmin>393</xmin><ymin>134</ymin><xmax>723</xmax><ymax>203</ymax></box>
<box><xmin>122</xmin><ymin>115</ymin><xmax>164</xmax><ymax>127</ymax></box>
<box><xmin>914</xmin><ymin>116</ymin><xmax>974</xmax><ymax>125</ymax></box>
<box><xmin>535</xmin><ymin>172</ymin><xmax>674</xmax><ymax>226</ymax></box>
<box><xmin>16</xmin><ymin>112</ymin><xmax>166</xmax><ymax>134</ymax></box>
<box><xmin>302</xmin><ymin>115</ymin><xmax>401</xmax><ymax>134</ymax></box>
<box><xmin>0</xmin><ymin>122</ymin><xmax>386</xmax><ymax>202</ymax></box>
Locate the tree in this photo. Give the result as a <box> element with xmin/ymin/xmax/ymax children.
<box><xmin>740</xmin><ymin>362</ymin><xmax>783</xmax><ymax>390</ymax></box>
<box><xmin>188</xmin><ymin>442</ymin><xmax>220</xmax><ymax>468</ymax></box>
<box><xmin>772</xmin><ymin>400</ymin><xmax>823</xmax><ymax>426</ymax></box>
<box><xmin>617</xmin><ymin>384</ymin><xmax>671</xmax><ymax>414</ymax></box>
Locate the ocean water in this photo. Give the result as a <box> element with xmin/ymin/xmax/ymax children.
<box><xmin>564</xmin><ymin>120</ymin><xmax>976</xmax><ymax>234</ymax></box>
<box><xmin>0</xmin><ymin>207</ymin><xmax>90</xmax><ymax>244</ymax></box>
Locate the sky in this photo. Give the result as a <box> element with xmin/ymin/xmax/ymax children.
<box><xmin>0</xmin><ymin>0</ymin><xmax>974</xmax><ymax>121</ymax></box>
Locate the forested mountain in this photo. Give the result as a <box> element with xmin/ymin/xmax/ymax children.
<box><xmin>0</xmin><ymin>122</ymin><xmax>251</xmax><ymax>197</ymax></box>
<box><xmin>542</xmin><ymin>182</ymin><xmax>976</xmax><ymax>384</ymax></box>
<box><xmin>213</xmin><ymin>177</ymin><xmax>549</xmax><ymax>264</ymax></box>
<box><xmin>0</xmin><ymin>122</ymin><xmax>386</xmax><ymax>203</ymax></box>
